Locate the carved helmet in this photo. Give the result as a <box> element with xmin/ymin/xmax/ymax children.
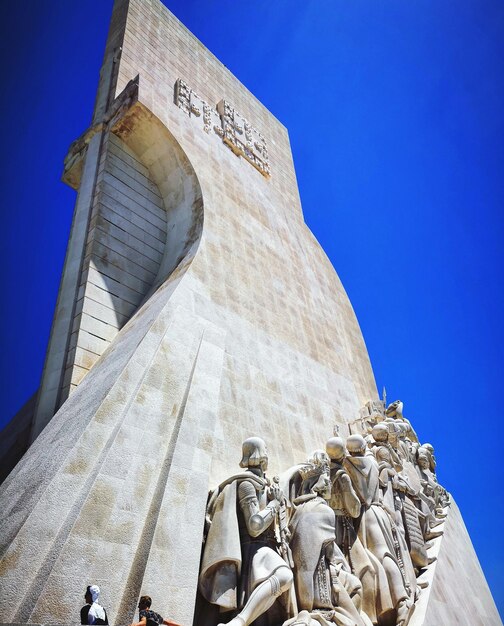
<box><xmin>325</xmin><ymin>436</ymin><xmax>346</xmax><ymax>462</ymax></box>
<box><xmin>372</xmin><ymin>423</ymin><xmax>389</xmax><ymax>442</ymax></box>
<box><xmin>346</xmin><ymin>434</ymin><xmax>367</xmax><ymax>455</ymax></box>
<box><xmin>240</xmin><ymin>436</ymin><xmax>268</xmax><ymax>471</ymax></box>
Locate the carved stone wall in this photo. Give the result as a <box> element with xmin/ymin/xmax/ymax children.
<box><xmin>112</xmin><ymin>0</ymin><xmax>379</xmax><ymax>482</ymax></box>
<box><xmin>412</xmin><ymin>501</ymin><xmax>502</xmax><ymax>626</ymax></box>
<box><xmin>0</xmin><ymin>1</ymin><xmax>499</xmax><ymax>626</ymax></box>
<box><xmin>59</xmin><ymin>133</ymin><xmax>168</xmax><ymax>402</ymax></box>
<box><xmin>0</xmin><ymin>1</ymin><xmax>378</xmax><ymax>623</ymax></box>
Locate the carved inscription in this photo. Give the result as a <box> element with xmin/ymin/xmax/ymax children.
<box><xmin>175</xmin><ymin>79</ymin><xmax>270</xmax><ymax>178</ymax></box>
<box><xmin>216</xmin><ymin>100</ymin><xmax>269</xmax><ymax>176</ymax></box>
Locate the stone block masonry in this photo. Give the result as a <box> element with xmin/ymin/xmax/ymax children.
<box><xmin>0</xmin><ymin>1</ymin><xmax>499</xmax><ymax>625</ymax></box>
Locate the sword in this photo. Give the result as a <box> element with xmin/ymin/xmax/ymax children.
<box><xmin>273</xmin><ymin>476</ymin><xmax>294</xmax><ymax>568</ymax></box>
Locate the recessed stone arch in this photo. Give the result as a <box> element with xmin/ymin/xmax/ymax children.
<box><xmin>58</xmin><ymin>100</ymin><xmax>205</xmax><ymax>403</ymax></box>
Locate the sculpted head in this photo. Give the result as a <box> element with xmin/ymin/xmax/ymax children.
<box><xmin>417</xmin><ymin>451</ymin><xmax>430</xmax><ymax>470</ymax></box>
<box><xmin>240</xmin><ymin>437</ymin><xmax>268</xmax><ymax>472</ymax></box>
<box><xmin>372</xmin><ymin>423</ymin><xmax>389</xmax><ymax>442</ymax></box>
<box><xmin>308</xmin><ymin>449</ymin><xmax>330</xmax><ymax>469</ymax></box>
<box><xmin>313</xmin><ymin>470</ymin><xmax>331</xmax><ymax>499</ymax></box>
<box><xmin>385</xmin><ymin>399</ymin><xmax>404</xmax><ymax>417</ymax></box>
<box><xmin>346</xmin><ymin>434</ymin><xmax>367</xmax><ymax>456</ymax></box>
<box><xmin>393</xmin><ymin>420</ymin><xmax>408</xmax><ymax>436</ymax></box>
<box><xmin>385</xmin><ymin>420</ymin><xmax>402</xmax><ymax>445</ymax></box>
<box><xmin>299</xmin><ymin>452</ymin><xmax>331</xmax><ymax>498</ymax></box>
<box><xmin>423</xmin><ymin>443</ymin><xmax>435</xmax><ymax>454</ymax></box>
<box><xmin>326</xmin><ymin>437</ymin><xmax>346</xmax><ymax>462</ymax></box>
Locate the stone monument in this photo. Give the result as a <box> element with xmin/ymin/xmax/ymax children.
<box><xmin>0</xmin><ymin>1</ymin><xmax>500</xmax><ymax>625</ymax></box>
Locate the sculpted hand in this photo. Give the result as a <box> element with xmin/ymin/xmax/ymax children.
<box><xmin>268</xmin><ymin>478</ymin><xmax>283</xmax><ymax>503</ymax></box>
<box><xmin>267</xmin><ymin>497</ymin><xmax>281</xmax><ymax>513</ymax></box>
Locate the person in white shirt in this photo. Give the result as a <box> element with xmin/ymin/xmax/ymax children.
<box><xmin>80</xmin><ymin>585</ymin><xmax>109</xmax><ymax>625</ymax></box>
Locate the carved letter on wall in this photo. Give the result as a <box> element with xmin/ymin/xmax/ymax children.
<box><xmin>175</xmin><ymin>79</ymin><xmax>271</xmax><ymax>178</ymax></box>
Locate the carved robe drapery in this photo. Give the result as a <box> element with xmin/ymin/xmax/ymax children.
<box><xmin>200</xmin><ymin>473</ymin><xmax>267</xmax><ymax>609</ymax></box>
<box><xmin>343</xmin><ymin>455</ymin><xmax>409</xmax><ymax>621</ymax></box>
<box><xmin>288</xmin><ymin>495</ymin><xmax>371</xmax><ymax>626</ymax></box>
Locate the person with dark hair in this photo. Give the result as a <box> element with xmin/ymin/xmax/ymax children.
<box><xmin>130</xmin><ymin>596</ymin><xmax>182</xmax><ymax>626</ymax></box>
<box><xmin>80</xmin><ymin>585</ymin><xmax>109</xmax><ymax>625</ymax></box>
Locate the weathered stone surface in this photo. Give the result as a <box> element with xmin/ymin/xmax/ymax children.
<box><xmin>411</xmin><ymin>501</ymin><xmax>502</xmax><ymax>626</ymax></box>
<box><xmin>0</xmin><ymin>1</ymin><xmax>499</xmax><ymax>626</ymax></box>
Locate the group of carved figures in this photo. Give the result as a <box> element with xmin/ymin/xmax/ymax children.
<box><xmin>195</xmin><ymin>401</ymin><xmax>449</xmax><ymax>626</ymax></box>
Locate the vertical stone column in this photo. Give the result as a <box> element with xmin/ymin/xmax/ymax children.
<box><xmin>31</xmin><ymin>0</ymin><xmax>130</xmax><ymax>441</ymax></box>
<box><xmin>31</xmin><ymin>130</ymin><xmax>104</xmax><ymax>440</ymax></box>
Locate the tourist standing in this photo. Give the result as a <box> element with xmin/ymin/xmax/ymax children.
<box><xmin>80</xmin><ymin>585</ymin><xmax>109</xmax><ymax>625</ymax></box>
<box><xmin>131</xmin><ymin>596</ymin><xmax>182</xmax><ymax>626</ymax></box>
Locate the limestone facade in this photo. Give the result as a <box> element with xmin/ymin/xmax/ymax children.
<box><xmin>0</xmin><ymin>1</ymin><xmax>500</xmax><ymax>625</ymax></box>
<box><xmin>0</xmin><ymin>1</ymin><xmax>377</xmax><ymax>622</ymax></box>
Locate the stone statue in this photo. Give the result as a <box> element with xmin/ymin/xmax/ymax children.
<box><xmin>385</xmin><ymin>401</ymin><xmax>418</xmax><ymax>443</ymax></box>
<box><xmin>343</xmin><ymin>435</ymin><xmax>415</xmax><ymax>626</ymax></box>
<box><xmin>368</xmin><ymin>425</ymin><xmax>428</xmax><ymax>572</ymax></box>
<box><xmin>325</xmin><ymin>438</ymin><xmax>378</xmax><ymax>621</ymax></box>
<box><xmin>419</xmin><ymin>443</ymin><xmax>436</xmax><ymax>473</ymax></box>
<box><xmin>198</xmin><ymin>437</ymin><xmax>294</xmax><ymax>626</ymax></box>
<box><xmin>325</xmin><ymin>438</ymin><xmax>362</xmax><ymax>550</ymax></box>
<box><xmin>197</xmin><ymin>402</ymin><xmax>451</xmax><ymax>626</ymax></box>
<box><xmin>415</xmin><ymin>447</ymin><xmax>448</xmax><ymax>526</ymax></box>
<box><xmin>282</xmin><ymin>451</ymin><xmax>372</xmax><ymax>626</ymax></box>
<box><xmin>348</xmin><ymin>399</ymin><xmax>386</xmax><ymax>436</ymax></box>
<box><xmin>368</xmin><ymin>424</ymin><xmax>403</xmax><ymax>516</ymax></box>
<box><xmin>417</xmin><ymin>443</ymin><xmax>449</xmax><ymax>510</ymax></box>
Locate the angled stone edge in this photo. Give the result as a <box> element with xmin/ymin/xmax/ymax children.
<box><xmin>62</xmin><ymin>76</ymin><xmax>140</xmax><ymax>190</ymax></box>
<box><xmin>408</xmin><ymin>506</ymin><xmax>448</xmax><ymax>626</ymax></box>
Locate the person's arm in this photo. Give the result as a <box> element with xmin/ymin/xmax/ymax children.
<box><xmin>130</xmin><ymin>616</ymin><xmax>147</xmax><ymax>626</ymax></box>
<box><xmin>162</xmin><ymin>620</ymin><xmax>182</xmax><ymax>626</ymax></box>
<box><xmin>80</xmin><ymin>605</ymin><xmax>90</xmax><ymax>625</ymax></box>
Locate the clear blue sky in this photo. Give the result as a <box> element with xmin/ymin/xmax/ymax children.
<box><xmin>0</xmin><ymin>0</ymin><xmax>502</xmax><ymax>617</ymax></box>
